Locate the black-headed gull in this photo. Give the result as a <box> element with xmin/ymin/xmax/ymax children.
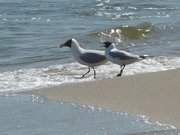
<box><xmin>103</xmin><ymin>41</ymin><xmax>147</xmax><ymax>77</ymax></box>
<box><xmin>60</xmin><ymin>38</ymin><xmax>107</xmax><ymax>79</ymax></box>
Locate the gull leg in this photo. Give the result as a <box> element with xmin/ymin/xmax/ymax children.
<box><xmin>92</xmin><ymin>67</ymin><xmax>96</xmax><ymax>79</ymax></box>
<box><xmin>80</xmin><ymin>67</ymin><xmax>91</xmax><ymax>78</ymax></box>
<box><xmin>117</xmin><ymin>65</ymin><xmax>125</xmax><ymax>77</ymax></box>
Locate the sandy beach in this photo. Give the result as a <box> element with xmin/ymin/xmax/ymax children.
<box><xmin>26</xmin><ymin>69</ymin><xmax>180</xmax><ymax>128</ymax></box>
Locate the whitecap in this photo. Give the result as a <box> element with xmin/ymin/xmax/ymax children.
<box><xmin>96</xmin><ymin>3</ymin><xmax>104</xmax><ymax>7</ymax></box>
<box><xmin>46</xmin><ymin>18</ymin><xmax>51</xmax><ymax>22</ymax></box>
<box><xmin>2</xmin><ymin>18</ymin><xmax>7</xmax><ymax>21</ymax></box>
<box><xmin>114</xmin><ymin>7</ymin><xmax>122</xmax><ymax>11</ymax></box>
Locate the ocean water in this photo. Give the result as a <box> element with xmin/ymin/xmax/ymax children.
<box><xmin>0</xmin><ymin>95</ymin><xmax>177</xmax><ymax>135</ymax></box>
<box><xmin>1</xmin><ymin>0</ymin><xmax>180</xmax><ymax>92</ymax></box>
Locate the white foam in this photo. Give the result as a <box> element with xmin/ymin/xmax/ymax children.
<box><xmin>31</xmin><ymin>17</ymin><xmax>41</xmax><ymax>21</ymax></box>
<box><xmin>2</xmin><ymin>18</ymin><xmax>7</xmax><ymax>21</ymax></box>
<box><xmin>0</xmin><ymin>56</ymin><xmax>180</xmax><ymax>93</ymax></box>
<box><xmin>136</xmin><ymin>114</ymin><xmax>177</xmax><ymax>130</ymax></box>
<box><xmin>122</xmin><ymin>12</ymin><xmax>135</xmax><ymax>16</ymax></box>
<box><xmin>114</xmin><ymin>7</ymin><xmax>122</xmax><ymax>11</ymax></box>
<box><xmin>96</xmin><ymin>3</ymin><xmax>104</xmax><ymax>7</ymax></box>
<box><xmin>46</xmin><ymin>18</ymin><xmax>51</xmax><ymax>23</ymax></box>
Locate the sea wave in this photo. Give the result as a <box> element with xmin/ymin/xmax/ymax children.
<box><xmin>90</xmin><ymin>21</ymin><xmax>180</xmax><ymax>46</ymax></box>
<box><xmin>93</xmin><ymin>0</ymin><xmax>179</xmax><ymax>21</ymax></box>
<box><xmin>90</xmin><ymin>22</ymin><xmax>154</xmax><ymax>42</ymax></box>
<box><xmin>0</xmin><ymin>56</ymin><xmax>180</xmax><ymax>93</ymax></box>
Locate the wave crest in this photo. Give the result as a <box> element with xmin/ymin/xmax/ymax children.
<box><xmin>90</xmin><ymin>22</ymin><xmax>154</xmax><ymax>43</ymax></box>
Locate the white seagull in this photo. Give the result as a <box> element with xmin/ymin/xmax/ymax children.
<box><xmin>103</xmin><ymin>41</ymin><xmax>147</xmax><ymax>77</ymax></box>
<box><xmin>60</xmin><ymin>38</ymin><xmax>107</xmax><ymax>79</ymax></box>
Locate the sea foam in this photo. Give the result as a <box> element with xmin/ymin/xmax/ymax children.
<box><xmin>0</xmin><ymin>56</ymin><xmax>180</xmax><ymax>93</ymax></box>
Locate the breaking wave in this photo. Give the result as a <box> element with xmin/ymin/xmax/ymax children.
<box><xmin>91</xmin><ymin>22</ymin><xmax>154</xmax><ymax>42</ymax></box>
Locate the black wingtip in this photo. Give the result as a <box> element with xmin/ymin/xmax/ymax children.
<box><xmin>140</xmin><ymin>55</ymin><xmax>149</xmax><ymax>59</ymax></box>
<box><xmin>140</xmin><ymin>55</ymin><xmax>146</xmax><ymax>59</ymax></box>
<box><xmin>102</xmin><ymin>41</ymin><xmax>113</xmax><ymax>48</ymax></box>
<box><xmin>140</xmin><ymin>55</ymin><xmax>154</xmax><ymax>59</ymax></box>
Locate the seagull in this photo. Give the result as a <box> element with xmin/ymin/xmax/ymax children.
<box><xmin>103</xmin><ymin>41</ymin><xmax>147</xmax><ymax>77</ymax></box>
<box><xmin>60</xmin><ymin>38</ymin><xmax>107</xmax><ymax>79</ymax></box>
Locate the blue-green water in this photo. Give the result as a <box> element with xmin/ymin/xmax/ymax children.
<box><xmin>1</xmin><ymin>0</ymin><xmax>180</xmax><ymax>92</ymax></box>
<box><xmin>0</xmin><ymin>95</ymin><xmax>176</xmax><ymax>135</ymax></box>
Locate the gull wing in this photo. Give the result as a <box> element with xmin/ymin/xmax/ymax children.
<box><xmin>109</xmin><ymin>50</ymin><xmax>140</xmax><ymax>60</ymax></box>
<box><xmin>79</xmin><ymin>52</ymin><xmax>107</xmax><ymax>64</ymax></box>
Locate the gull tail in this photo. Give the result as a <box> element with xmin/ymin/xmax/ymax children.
<box><xmin>140</xmin><ymin>55</ymin><xmax>153</xmax><ymax>59</ymax></box>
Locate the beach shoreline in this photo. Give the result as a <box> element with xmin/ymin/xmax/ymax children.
<box><xmin>22</xmin><ymin>69</ymin><xmax>180</xmax><ymax>128</ymax></box>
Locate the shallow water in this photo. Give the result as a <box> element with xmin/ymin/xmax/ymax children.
<box><xmin>0</xmin><ymin>95</ymin><xmax>176</xmax><ymax>135</ymax></box>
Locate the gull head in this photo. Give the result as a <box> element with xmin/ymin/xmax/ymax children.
<box><xmin>102</xmin><ymin>41</ymin><xmax>113</xmax><ymax>48</ymax></box>
<box><xmin>60</xmin><ymin>38</ymin><xmax>79</xmax><ymax>48</ymax></box>
<box><xmin>60</xmin><ymin>39</ymin><xmax>72</xmax><ymax>48</ymax></box>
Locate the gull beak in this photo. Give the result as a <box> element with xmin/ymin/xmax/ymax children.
<box><xmin>59</xmin><ymin>44</ymin><xmax>65</xmax><ymax>48</ymax></box>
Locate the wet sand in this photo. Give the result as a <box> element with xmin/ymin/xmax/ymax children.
<box><xmin>26</xmin><ymin>69</ymin><xmax>180</xmax><ymax>128</ymax></box>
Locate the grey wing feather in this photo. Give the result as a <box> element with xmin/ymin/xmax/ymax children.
<box><xmin>110</xmin><ymin>50</ymin><xmax>139</xmax><ymax>60</ymax></box>
<box><xmin>79</xmin><ymin>52</ymin><xmax>106</xmax><ymax>64</ymax></box>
